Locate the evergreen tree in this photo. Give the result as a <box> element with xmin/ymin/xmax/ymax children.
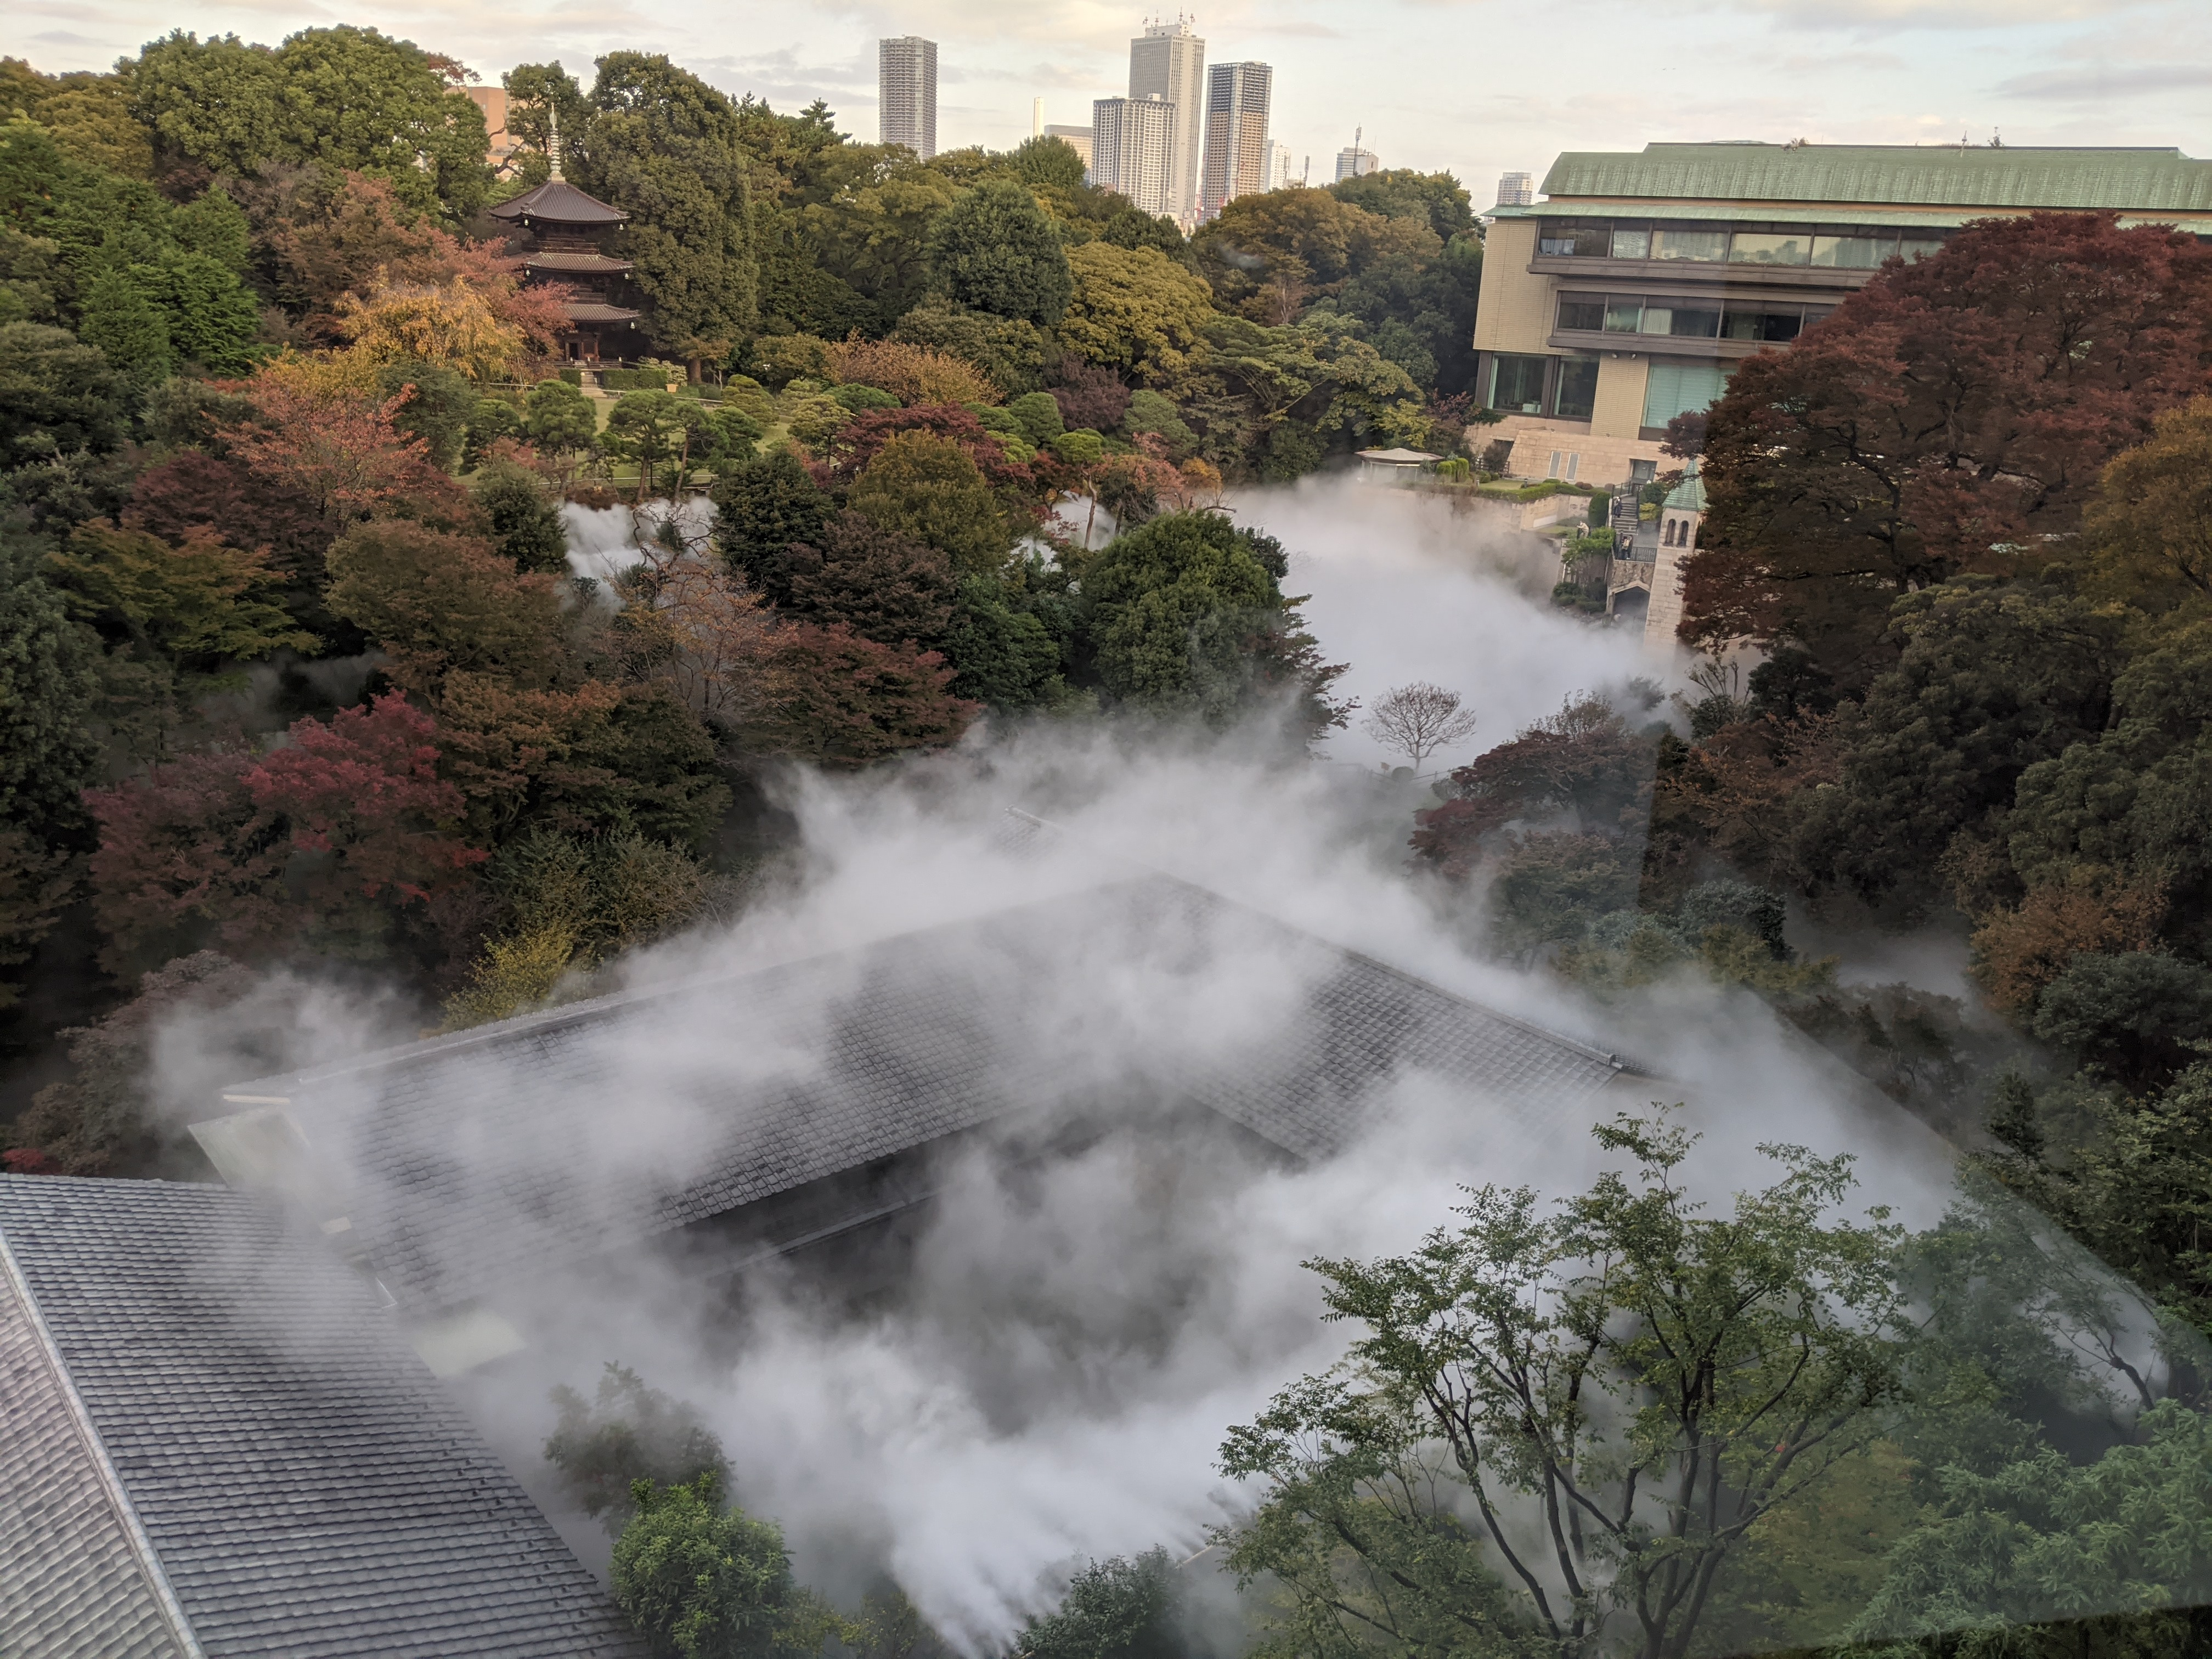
<box><xmin>0</xmin><ymin>538</ymin><xmax>101</xmax><ymax>842</ymax></box>
<box><xmin>471</xmin><ymin>458</ymin><xmax>569</xmax><ymax>575</ymax></box>
<box><xmin>924</xmin><ymin>179</ymin><xmax>1072</xmax><ymax>328</ymax></box>
<box><xmin>576</xmin><ymin>54</ymin><xmax>758</xmax><ymax>356</ymax></box>
<box><xmin>710</xmin><ymin>450</ymin><xmax>832</xmax><ymax>603</ymax></box>
<box><xmin>75</xmin><ymin>272</ymin><xmax>172</xmax><ymax>383</ymax></box>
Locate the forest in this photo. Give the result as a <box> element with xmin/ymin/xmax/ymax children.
<box><xmin>6</xmin><ymin>22</ymin><xmax>2212</xmax><ymax>1659</ymax></box>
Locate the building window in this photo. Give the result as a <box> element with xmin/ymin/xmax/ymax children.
<box><xmin>1899</xmin><ymin>234</ymin><xmax>1948</xmax><ymax>262</ymax></box>
<box><xmin>1602</xmin><ymin>298</ymin><xmax>1644</xmax><ymax>333</ymax></box>
<box><xmin>1610</xmin><ymin>226</ymin><xmax>1651</xmax><ymax>259</ymax></box>
<box><xmin>1556</xmin><ymin>293</ymin><xmax>1606</xmax><ymax>331</ymax></box>
<box><xmin>1547</xmin><ymin>450</ymin><xmax>1564</xmax><ymax>479</ymax></box>
<box><xmin>1811</xmin><ymin>232</ymin><xmax>1898</xmax><ymax>269</ymax></box>
<box><xmin>1642</xmin><ymin>362</ymin><xmax>1731</xmax><ymax>430</ymax></box>
<box><xmin>1492</xmin><ymin>354</ymin><xmax>1549</xmax><ymax>413</ymax></box>
<box><xmin>1555</xmin><ymin>359</ymin><xmax>1599</xmax><ymax>421</ymax></box>
<box><xmin>1537</xmin><ymin>220</ymin><xmax>1610</xmax><ymax>257</ymax></box>
<box><xmin>1565</xmin><ymin>453</ymin><xmax>1581</xmax><ymax>482</ymax></box>
<box><xmin>1722</xmin><ymin>303</ymin><xmax>1805</xmax><ymax>343</ymax></box>
<box><xmin>1729</xmin><ymin>231</ymin><xmax>1813</xmax><ymax>266</ymax></box>
<box><xmin>1654</xmin><ymin>228</ymin><xmax>1728</xmax><ymax>262</ymax></box>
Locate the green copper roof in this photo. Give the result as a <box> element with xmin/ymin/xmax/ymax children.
<box><xmin>1538</xmin><ymin>144</ymin><xmax>2212</xmax><ymax>214</ymax></box>
<box><xmin>1663</xmin><ymin>460</ymin><xmax>1706</xmax><ymax>512</ymax></box>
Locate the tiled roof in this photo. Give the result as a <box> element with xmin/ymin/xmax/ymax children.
<box><xmin>0</xmin><ymin>1177</ymin><xmax>642</xmax><ymax>1659</ymax></box>
<box><xmin>525</xmin><ymin>252</ymin><xmax>634</xmax><ymax>273</ymax></box>
<box><xmin>563</xmin><ymin>301</ymin><xmax>642</xmax><ymax>323</ymax></box>
<box><xmin>487</xmin><ymin>179</ymin><xmax>629</xmax><ymax>225</ymax></box>
<box><xmin>1535</xmin><ymin>143</ymin><xmax>2212</xmax><ymax>215</ymax></box>
<box><xmin>205</xmin><ymin>879</ymin><xmax>1626</xmax><ymax>1317</ymax></box>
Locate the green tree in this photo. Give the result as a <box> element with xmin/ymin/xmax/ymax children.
<box><xmin>544</xmin><ymin>1362</ymin><xmax>730</xmax><ymax>1533</ymax></box>
<box><xmin>46</xmin><ymin>520</ymin><xmax>317</xmax><ymax>671</ymax></box>
<box><xmin>524</xmin><ymin>376</ymin><xmax>599</xmax><ymax>459</ymax></box>
<box><xmin>1009</xmin><ymin>134</ymin><xmax>1088</xmax><ymax>196</ymax></box>
<box><xmin>127</xmin><ymin>31</ymin><xmax>284</xmax><ymax>177</ymax></box>
<box><xmin>471</xmin><ymin>457</ymin><xmax>569</xmax><ymax>575</ymax></box>
<box><xmin>1005</xmin><ymin>390</ymin><xmax>1064</xmax><ymax>448</ymax></box>
<box><xmin>377</xmin><ymin>357</ymin><xmax>476</xmax><ymax>472</ymax></box>
<box><xmin>783</xmin><ymin>510</ymin><xmax>955</xmax><ymax>646</ymax></box>
<box><xmin>711</xmin><ymin>449</ymin><xmax>832</xmax><ymax>602</ymax></box>
<box><xmin>603</xmin><ymin>389</ymin><xmax>706</xmax><ymax>500</ymax></box>
<box><xmin>612</xmin><ymin>1475</ymin><xmax>797</xmax><ymax>1659</ymax></box>
<box><xmin>942</xmin><ymin>575</ymin><xmax>1068</xmax><ymax>709</ymax></box>
<box><xmin>889</xmin><ymin>295</ymin><xmax>1047</xmax><ymax>395</ymax></box>
<box><xmin>0</xmin><ymin>537</ymin><xmax>100</xmax><ymax>840</ymax></box>
<box><xmin>75</xmin><ymin>268</ymin><xmax>172</xmax><ymax>383</ymax></box>
<box><xmin>1018</xmin><ymin>1550</ymin><xmax>1183</xmax><ymax>1659</ymax></box>
<box><xmin>925</xmin><ymin>178</ymin><xmax>1072</xmax><ymax>327</ymax></box>
<box><xmin>846</xmin><ymin>431</ymin><xmax>1012</xmax><ymax>573</ymax></box>
<box><xmin>1060</xmin><ymin>242</ymin><xmax>1215</xmax><ymax>378</ymax></box>
<box><xmin>462</xmin><ymin>396</ymin><xmax>522</xmax><ymax>470</ymax></box>
<box><xmin>1216</xmin><ymin>1112</ymin><xmax>1912</xmax><ymax>1659</ymax></box>
<box><xmin>576</xmin><ymin>53</ymin><xmax>757</xmax><ymax>354</ymax></box>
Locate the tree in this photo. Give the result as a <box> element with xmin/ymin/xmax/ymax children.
<box><xmin>2082</xmin><ymin>394</ymin><xmax>2212</xmax><ymax>607</ymax></box>
<box><xmin>820</xmin><ymin>335</ymin><xmax>995</xmax><ymax>407</ymax></box>
<box><xmin>0</xmin><ymin>538</ymin><xmax>100</xmax><ymax>843</ymax></box>
<box><xmin>574</xmin><ymin>53</ymin><xmax>757</xmax><ymax>353</ymax></box>
<box><xmin>846</xmin><ymin>431</ymin><xmax>1013</xmax><ymax>573</ymax></box>
<box><xmin>740</xmin><ymin>623</ymin><xmax>975</xmax><ymax>764</ymax></box>
<box><xmin>1217</xmin><ymin>1111</ymin><xmax>1910</xmax><ymax>1659</ymax></box>
<box><xmin>941</xmin><ymin>574</ymin><xmax>1067</xmax><ymax>709</ymax></box>
<box><xmin>325</xmin><ymin>520</ymin><xmax>566</xmax><ymax>697</ymax></box>
<box><xmin>1046</xmin><ymin>355</ymin><xmax>1132</xmax><ymax>433</ymax></box>
<box><xmin>604</xmin><ymin>390</ymin><xmax>707</xmax><ymax>501</ymax></box>
<box><xmin>45</xmin><ymin>520</ymin><xmax>317</xmax><ymax>670</ymax></box>
<box><xmin>471</xmin><ymin>456</ymin><xmax>569</xmax><ymax>574</ymax></box>
<box><xmin>1059</xmin><ymin>242</ymin><xmax>1215</xmax><ymax>379</ymax></box>
<box><xmin>1192</xmin><ymin>187</ymin><xmax>1435</xmax><ymax>324</ymax></box>
<box><xmin>924</xmin><ymin>179</ymin><xmax>1071</xmax><ymax>326</ymax></box>
<box><xmin>86</xmin><ymin>695</ymin><xmax>482</xmax><ymax>968</ymax></box>
<box><xmin>1414</xmin><ymin>695</ymin><xmax>1656</xmax><ymax>879</ymax></box>
<box><xmin>888</xmin><ymin>296</ymin><xmax>1047</xmax><ymax>396</ymax></box>
<box><xmin>712</xmin><ymin>450</ymin><xmax>832</xmax><ymax>602</ymax></box>
<box><xmin>0</xmin><ymin>323</ymin><xmax>131</xmax><ymax>467</ymax></box>
<box><xmin>1077</xmin><ymin>510</ymin><xmax>1345</xmax><ymax>738</ymax></box>
<box><xmin>1018</xmin><ymin>1551</ymin><xmax>1183</xmax><ymax>1659</ymax></box>
<box><xmin>1005</xmin><ymin>391</ymin><xmax>1063</xmax><ymax>449</ymax></box>
<box><xmin>612</xmin><ymin>1475</ymin><xmax>796</xmax><ymax>1659</ymax></box>
<box><xmin>1008</xmin><ymin>134</ymin><xmax>1087</xmax><ymax>196</ymax></box>
<box><xmin>782</xmin><ymin>510</ymin><xmax>955</xmax><ymax>646</ymax></box>
<box><xmin>1682</xmin><ymin>213</ymin><xmax>2212</xmax><ymax>684</ymax></box>
<box><xmin>545</xmin><ymin>1363</ymin><xmax>730</xmax><ymax>1533</ymax></box>
<box><xmin>1363</xmin><ymin>682</ymin><xmax>1479</xmax><ymax>771</ymax></box>
<box><xmin>126</xmin><ymin>31</ymin><xmax>284</xmax><ymax>178</ymax></box>
<box><xmin>75</xmin><ymin>267</ymin><xmax>173</xmax><ymax>382</ymax></box>
<box><xmin>524</xmin><ymin>376</ymin><xmax>599</xmax><ymax>461</ymax></box>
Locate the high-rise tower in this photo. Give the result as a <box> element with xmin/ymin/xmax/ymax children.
<box><xmin>1127</xmin><ymin>16</ymin><xmax>1204</xmax><ymax>222</ymax></box>
<box><xmin>879</xmin><ymin>37</ymin><xmax>938</xmax><ymax>158</ymax></box>
<box><xmin>1092</xmin><ymin>95</ymin><xmax>1176</xmax><ymax>216</ymax></box>
<box><xmin>1198</xmin><ymin>61</ymin><xmax>1272</xmax><ymax>217</ymax></box>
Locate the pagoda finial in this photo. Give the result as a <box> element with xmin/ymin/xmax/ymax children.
<box><xmin>549</xmin><ymin>111</ymin><xmax>565</xmax><ymax>182</ymax></box>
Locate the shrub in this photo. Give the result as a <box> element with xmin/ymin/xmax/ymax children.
<box><xmin>1006</xmin><ymin>390</ymin><xmax>1064</xmax><ymax>448</ymax></box>
<box><xmin>822</xmin><ymin>336</ymin><xmax>997</xmax><ymax>407</ymax></box>
<box><xmin>1049</xmin><ymin>428</ymin><xmax>1105</xmax><ymax>466</ymax></box>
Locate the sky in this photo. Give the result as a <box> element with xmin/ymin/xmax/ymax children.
<box><xmin>15</xmin><ymin>0</ymin><xmax>2212</xmax><ymax>201</ymax></box>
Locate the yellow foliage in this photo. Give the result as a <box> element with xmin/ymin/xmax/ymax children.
<box><xmin>336</xmin><ymin>278</ymin><xmax>527</xmax><ymax>382</ymax></box>
<box><xmin>1970</xmin><ymin>872</ymin><xmax>2166</xmax><ymax>1009</ymax></box>
<box><xmin>822</xmin><ymin>335</ymin><xmax>997</xmax><ymax>407</ymax></box>
<box><xmin>439</xmin><ymin>921</ymin><xmax>581</xmax><ymax>1031</ymax></box>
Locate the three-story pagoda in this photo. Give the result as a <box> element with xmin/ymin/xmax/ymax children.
<box><xmin>488</xmin><ymin>150</ymin><xmax>643</xmax><ymax>364</ymax></box>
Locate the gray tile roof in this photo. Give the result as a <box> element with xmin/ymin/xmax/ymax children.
<box><xmin>0</xmin><ymin>1176</ymin><xmax>642</xmax><ymax>1659</ymax></box>
<box><xmin>205</xmin><ymin>877</ymin><xmax>1625</xmax><ymax>1318</ymax></box>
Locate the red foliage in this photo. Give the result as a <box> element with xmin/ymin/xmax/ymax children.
<box><xmin>125</xmin><ymin>449</ymin><xmax>336</xmax><ymax>586</ymax></box>
<box><xmin>1045</xmin><ymin>355</ymin><xmax>1132</xmax><ymax>433</ymax></box>
<box><xmin>1684</xmin><ymin>212</ymin><xmax>2212</xmax><ymax>681</ymax></box>
<box><xmin>88</xmin><ymin>695</ymin><xmax>482</xmax><ymax>966</ymax></box>
<box><xmin>271</xmin><ymin>172</ymin><xmax>572</xmax><ymax>357</ymax></box>
<box><xmin>821</xmin><ymin>406</ymin><xmax>1041</xmax><ymax>492</ymax></box>
<box><xmin>3</xmin><ymin>1149</ymin><xmax>59</xmax><ymax>1173</ymax></box>
<box><xmin>743</xmin><ymin>623</ymin><xmax>979</xmax><ymax>764</ymax></box>
<box><xmin>1412</xmin><ymin>696</ymin><xmax>1655</xmax><ymax>878</ymax></box>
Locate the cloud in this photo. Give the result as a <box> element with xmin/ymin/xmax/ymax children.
<box><xmin>1993</xmin><ymin>61</ymin><xmax>2212</xmax><ymax>99</ymax></box>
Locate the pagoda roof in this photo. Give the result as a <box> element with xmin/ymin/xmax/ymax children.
<box><xmin>563</xmin><ymin>301</ymin><xmax>642</xmax><ymax>324</ymax></box>
<box><xmin>487</xmin><ymin>178</ymin><xmax>628</xmax><ymax>227</ymax></box>
<box><xmin>523</xmin><ymin>251</ymin><xmax>634</xmax><ymax>274</ymax></box>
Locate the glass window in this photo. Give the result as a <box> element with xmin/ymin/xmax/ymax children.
<box><xmin>1555</xmin><ymin>359</ymin><xmax>1598</xmax><ymax>421</ymax></box>
<box><xmin>1610</xmin><ymin>227</ymin><xmax>1651</xmax><ymax>259</ymax></box>
<box><xmin>1899</xmin><ymin>234</ymin><xmax>1948</xmax><ymax>262</ymax></box>
<box><xmin>1556</xmin><ymin>294</ymin><xmax>1606</xmax><ymax>331</ymax></box>
<box><xmin>1722</xmin><ymin>304</ymin><xmax>1804</xmax><ymax>343</ymax></box>
<box><xmin>1654</xmin><ymin>228</ymin><xmax>1727</xmax><ymax>262</ymax></box>
<box><xmin>1667</xmin><ymin>306</ymin><xmax>1722</xmax><ymax>338</ymax></box>
<box><xmin>1491</xmin><ymin>354</ymin><xmax>1549</xmax><ymax>412</ymax></box>
<box><xmin>1546</xmin><ymin>450</ymin><xmax>1564</xmax><ymax>478</ymax></box>
<box><xmin>1729</xmin><ymin>231</ymin><xmax>1813</xmax><ymax>266</ymax></box>
<box><xmin>1642</xmin><ymin>362</ymin><xmax>1730</xmax><ymax>429</ymax></box>
<box><xmin>1603</xmin><ymin>298</ymin><xmax>1644</xmax><ymax>332</ymax></box>
<box><xmin>1640</xmin><ymin>306</ymin><xmax>1674</xmax><ymax>335</ymax></box>
<box><xmin>1537</xmin><ymin>220</ymin><xmax>1610</xmax><ymax>257</ymax></box>
<box><xmin>1811</xmin><ymin>233</ymin><xmax>1898</xmax><ymax>269</ymax></box>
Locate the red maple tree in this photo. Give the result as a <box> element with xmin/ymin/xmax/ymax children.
<box><xmin>1681</xmin><ymin>212</ymin><xmax>2212</xmax><ymax>684</ymax></box>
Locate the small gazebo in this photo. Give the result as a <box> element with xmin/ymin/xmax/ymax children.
<box><xmin>1355</xmin><ymin>446</ymin><xmax>1442</xmax><ymax>482</ymax></box>
<box><xmin>487</xmin><ymin>152</ymin><xmax>644</xmax><ymax>365</ymax></box>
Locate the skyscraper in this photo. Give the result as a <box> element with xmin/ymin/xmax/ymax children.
<box><xmin>1261</xmin><ymin>137</ymin><xmax>1293</xmax><ymax>191</ymax></box>
<box><xmin>1198</xmin><ymin>61</ymin><xmax>1272</xmax><ymax>217</ymax></box>
<box><xmin>1335</xmin><ymin>140</ymin><xmax>1379</xmax><ymax>182</ymax></box>
<box><xmin>1497</xmin><ymin>170</ymin><xmax>1534</xmax><ymax>206</ymax></box>
<box><xmin>1046</xmin><ymin>124</ymin><xmax>1095</xmax><ymax>171</ymax></box>
<box><xmin>1091</xmin><ymin>95</ymin><xmax>1176</xmax><ymax>217</ymax></box>
<box><xmin>1127</xmin><ymin>16</ymin><xmax>1204</xmax><ymax>222</ymax></box>
<box><xmin>878</xmin><ymin>37</ymin><xmax>938</xmax><ymax>159</ymax></box>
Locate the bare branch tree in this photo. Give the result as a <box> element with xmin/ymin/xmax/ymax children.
<box><xmin>1362</xmin><ymin>682</ymin><xmax>1480</xmax><ymax>772</ymax></box>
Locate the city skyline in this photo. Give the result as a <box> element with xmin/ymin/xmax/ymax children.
<box><xmin>24</xmin><ymin>0</ymin><xmax>2212</xmax><ymax>217</ymax></box>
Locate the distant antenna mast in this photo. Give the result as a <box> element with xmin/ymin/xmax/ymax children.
<box><xmin>1032</xmin><ymin>97</ymin><xmax>1043</xmax><ymax>139</ymax></box>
